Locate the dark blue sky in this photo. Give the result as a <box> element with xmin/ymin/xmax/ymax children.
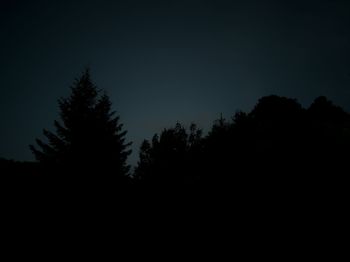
<box><xmin>1</xmin><ymin>0</ymin><xmax>350</xmax><ymax>164</ymax></box>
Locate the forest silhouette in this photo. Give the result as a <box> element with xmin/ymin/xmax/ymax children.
<box><xmin>1</xmin><ymin>70</ymin><xmax>349</xmax><ymax>201</ymax></box>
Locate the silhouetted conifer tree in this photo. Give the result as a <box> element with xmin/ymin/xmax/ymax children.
<box><xmin>30</xmin><ymin>69</ymin><xmax>131</xmax><ymax>183</ymax></box>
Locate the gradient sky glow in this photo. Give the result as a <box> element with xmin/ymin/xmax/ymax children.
<box><xmin>1</xmin><ymin>0</ymin><xmax>350</xmax><ymax>164</ymax></box>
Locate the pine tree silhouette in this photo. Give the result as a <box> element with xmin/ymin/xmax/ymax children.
<box><xmin>30</xmin><ymin>69</ymin><xmax>131</xmax><ymax>184</ymax></box>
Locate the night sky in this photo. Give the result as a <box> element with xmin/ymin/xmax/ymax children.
<box><xmin>1</xmin><ymin>0</ymin><xmax>350</xmax><ymax>164</ymax></box>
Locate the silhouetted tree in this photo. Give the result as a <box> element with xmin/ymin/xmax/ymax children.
<box><xmin>307</xmin><ymin>96</ymin><xmax>349</xmax><ymax>136</ymax></box>
<box><xmin>30</xmin><ymin>69</ymin><xmax>131</xmax><ymax>184</ymax></box>
<box><xmin>134</xmin><ymin>123</ymin><xmax>203</xmax><ymax>187</ymax></box>
<box><xmin>305</xmin><ymin>96</ymin><xmax>350</xmax><ymax>177</ymax></box>
<box><xmin>201</xmin><ymin>115</ymin><xmax>233</xmax><ymax>184</ymax></box>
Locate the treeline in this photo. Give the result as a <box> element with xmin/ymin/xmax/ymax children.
<box><xmin>134</xmin><ymin>95</ymin><xmax>350</xmax><ymax>194</ymax></box>
<box><xmin>1</xmin><ymin>70</ymin><xmax>349</xmax><ymax>198</ymax></box>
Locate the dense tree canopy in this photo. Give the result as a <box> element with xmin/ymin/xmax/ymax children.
<box><xmin>134</xmin><ymin>123</ymin><xmax>203</xmax><ymax>187</ymax></box>
<box><xmin>134</xmin><ymin>95</ymin><xmax>350</xmax><ymax>194</ymax></box>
